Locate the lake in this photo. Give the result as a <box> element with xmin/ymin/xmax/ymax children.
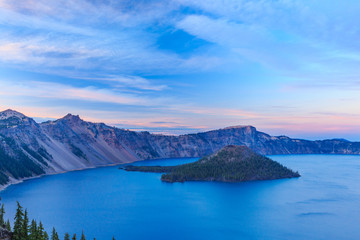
<box><xmin>1</xmin><ymin>155</ymin><xmax>360</xmax><ymax>240</ymax></box>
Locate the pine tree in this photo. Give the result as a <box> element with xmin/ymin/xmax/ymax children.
<box><xmin>51</xmin><ymin>227</ymin><xmax>59</xmax><ymax>240</ymax></box>
<box><xmin>13</xmin><ymin>201</ymin><xmax>24</xmax><ymax>240</ymax></box>
<box><xmin>22</xmin><ymin>209</ymin><xmax>29</xmax><ymax>240</ymax></box>
<box><xmin>64</xmin><ymin>232</ymin><xmax>70</xmax><ymax>240</ymax></box>
<box><xmin>80</xmin><ymin>231</ymin><xmax>86</xmax><ymax>240</ymax></box>
<box><xmin>72</xmin><ymin>233</ymin><xmax>77</xmax><ymax>240</ymax></box>
<box><xmin>112</xmin><ymin>236</ymin><xmax>115</xmax><ymax>240</ymax></box>
<box><xmin>5</xmin><ymin>219</ymin><xmax>11</xmax><ymax>231</ymax></box>
<box><xmin>29</xmin><ymin>219</ymin><xmax>38</xmax><ymax>240</ymax></box>
<box><xmin>38</xmin><ymin>221</ymin><xmax>45</xmax><ymax>240</ymax></box>
<box><xmin>0</xmin><ymin>204</ymin><xmax>5</xmax><ymax>226</ymax></box>
<box><xmin>44</xmin><ymin>231</ymin><xmax>49</xmax><ymax>240</ymax></box>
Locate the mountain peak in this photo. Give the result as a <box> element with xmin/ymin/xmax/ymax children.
<box><xmin>0</xmin><ymin>109</ymin><xmax>26</xmax><ymax>120</ymax></box>
<box><xmin>58</xmin><ymin>113</ymin><xmax>84</xmax><ymax>124</ymax></box>
<box><xmin>63</xmin><ymin>113</ymin><xmax>81</xmax><ymax>120</ymax></box>
<box><xmin>223</xmin><ymin>125</ymin><xmax>255</xmax><ymax>130</ymax></box>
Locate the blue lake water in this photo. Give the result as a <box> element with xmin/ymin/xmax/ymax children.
<box><xmin>1</xmin><ymin>155</ymin><xmax>360</xmax><ymax>240</ymax></box>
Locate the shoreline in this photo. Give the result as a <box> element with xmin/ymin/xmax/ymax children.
<box><xmin>0</xmin><ymin>157</ymin><xmax>201</xmax><ymax>192</ymax></box>
<box><xmin>0</xmin><ymin>161</ymin><xmax>132</xmax><ymax>192</ymax></box>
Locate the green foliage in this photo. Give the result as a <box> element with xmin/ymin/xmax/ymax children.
<box><xmin>124</xmin><ymin>145</ymin><xmax>300</xmax><ymax>183</ymax></box>
<box><xmin>13</xmin><ymin>201</ymin><xmax>24</xmax><ymax>240</ymax></box>
<box><xmin>21</xmin><ymin>145</ymin><xmax>49</xmax><ymax>166</ymax></box>
<box><xmin>2</xmin><ymin>201</ymin><xmax>104</xmax><ymax>240</ymax></box>
<box><xmin>44</xmin><ymin>231</ymin><xmax>49</xmax><ymax>240</ymax></box>
<box><xmin>0</xmin><ymin>203</ymin><xmax>5</xmax><ymax>225</ymax></box>
<box><xmin>29</xmin><ymin>219</ymin><xmax>38</xmax><ymax>240</ymax></box>
<box><xmin>64</xmin><ymin>232</ymin><xmax>70</xmax><ymax>240</ymax></box>
<box><xmin>0</xmin><ymin>135</ymin><xmax>45</xmax><ymax>184</ymax></box>
<box><xmin>51</xmin><ymin>227</ymin><xmax>59</xmax><ymax>240</ymax></box>
<box><xmin>69</xmin><ymin>143</ymin><xmax>88</xmax><ymax>161</ymax></box>
<box><xmin>37</xmin><ymin>221</ymin><xmax>49</xmax><ymax>240</ymax></box>
<box><xmin>22</xmin><ymin>209</ymin><xmax>29</xmax><ymax>240</ymax></box>
<box><xmin>6</xmin><ymin>219</ymin><xmax>11</xmax><ymax>231</ymax></box>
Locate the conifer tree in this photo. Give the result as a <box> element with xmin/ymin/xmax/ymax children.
<box><xmin>38</xmin><ymin>221</ymin><xmax>45</xmax><ymax>240</ymax></box>
<box><xmin>80</xmin><ymin>231</ymin><xmax>86</xmax><ymax>240</ymax></box>
<box><xmin>0</xmin><ymin>204</ymin><xmax>5</xmax><ymax>226</ymax></box>
<box><xmin>44</xmin><ymin>231</ymin><xmax>49</xmax><ymax>240</ymax></box>
<box><xmin>13</xmin><ymin>201</ymin><xmax>24</xmax><ymax>240</ymax></box>
<box><xmin>112</xmin><ymin>236</ymin><xmax>115</xmax><ymax>240</ymax></box>
<box><xmin>5</xmin><ymin>219</ymin><xmax>11</xmax><ymax>231</ymax></box>
<box><xmin>29</xmin><ymin>219</ymin><xmax>38</xmax><ymax>240</ymax></box>
<box><xmin>72</xmin><ymin>233</ymin><xmax>77</xmax><ymax>240</ymax></box>
<box><xmin>51</xmin><ymin>227</ymin><xmax>60</xmax><ymax>240</ymax></box>
<box><xmin>64</xmin><ymin>232</ymin><xmax>70</xmax><ymax>240</ymax></box>
<box><xmin>22</xmin><ymin>209</ymin><xmax>29</xmax><ymax>240</ymax></box>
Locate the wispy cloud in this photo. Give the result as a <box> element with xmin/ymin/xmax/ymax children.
<box><xmin>0</xmin><ymin>80</ymin><xmax>153</xmax><ymax>106</ymax></box>
<box><xmin>75</xmin><ymin>75</ymin><xmax>168</xmax><ymax>91</ymax></box>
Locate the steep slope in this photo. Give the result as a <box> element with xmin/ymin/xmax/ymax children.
<box><xmin>0</xmin><ymin>110</ymin><xmax>48</xmax><ymax>185</ymax></box>
<box><xmin>0</xmin><ymin>110</ymin><xmax>140</xmax><ymax>188</ymax></box>
<box><xmin>0</xmin><ymin>109</ymin><xmax>360</xmax><ymax>188</ymax></box>
<box><xmin>123</xmin><ymin>145</ymin><xmax>300</xmax><ymax>182</ymax></box>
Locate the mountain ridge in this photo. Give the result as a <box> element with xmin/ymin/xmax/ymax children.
<box><xmin>0</xmin><ymin>109</ymin><xmax>359</xmax><ymax>189</ymax></box>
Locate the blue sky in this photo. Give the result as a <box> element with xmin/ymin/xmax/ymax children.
<box><xmin>1</xmin><ymin>0</ymin><xmax>360</xmax><ymax>140</ymax></box>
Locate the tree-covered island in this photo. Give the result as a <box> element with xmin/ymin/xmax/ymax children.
<box><xmin>122</xmin><ymin>145</ymin><xmax>300</xmax><ymax>183</ymax></box>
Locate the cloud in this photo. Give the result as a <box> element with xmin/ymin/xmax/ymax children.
<box><xmin>0</xmin><ymin>0</ymin><xmax>221</xmax><ymax>78</ymax></box>
<box><xmin>73</xmin><ymin>75</ymin><xmax>168</xmax><ymax>91</ymax></box>
<box><xmin>0</xmin><ymin>80</ymin><xmax>153</xmax><ymax>106</ymax></box>
<box><xmin>175</xmin><ymin>1</ymin><xmax>360</xmax><ymax>77</ymax></box>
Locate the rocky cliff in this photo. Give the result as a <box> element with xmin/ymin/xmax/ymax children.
<box><xmin>0</xmin><ymin>109</ymin><xmax>359</xmax><ymax>188</ymax></box>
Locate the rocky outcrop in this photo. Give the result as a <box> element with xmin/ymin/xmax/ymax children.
<box><xmin>0</xmin><ymin>109</ymin><xmax>359</xmax><ymax>188</ymax></box>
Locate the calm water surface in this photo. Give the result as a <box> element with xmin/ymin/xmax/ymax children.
<box><xmin>1</xmin><ymin>155</ymin><xmax>360</xmax><ymax>240</ymax></box>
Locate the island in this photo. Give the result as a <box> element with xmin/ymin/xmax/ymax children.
<box><xmin>121</xmin><ymin>145</ymin><xmax>300</xmax><ymax>183</ymax></box>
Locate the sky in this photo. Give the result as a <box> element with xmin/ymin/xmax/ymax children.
<box><xmin>1</xmin><ymin>0</ymin><xmax>360</xmax><ymax>140</ymax></box>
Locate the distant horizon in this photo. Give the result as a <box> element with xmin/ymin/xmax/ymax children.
<box><xmin>1</xmin><ymin>1</ymin><xmax>360</xmax><ymax>141</ymax></box>
<box><xmin>1</xmin><ymin>108</ymin><xmax>359</xmax><ymax>142</ymax></box>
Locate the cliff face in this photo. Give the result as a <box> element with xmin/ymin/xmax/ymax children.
<box><xmin>0</xmin><ymin>109</ymin><xmax>359</xmax><ymax>187</ymax></box>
